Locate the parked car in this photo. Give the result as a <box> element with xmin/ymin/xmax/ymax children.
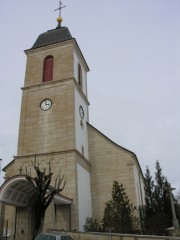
<box><xmin>34</xmin><ymin>233</ymin><xmax>74</xmax><ymax>240</ymax></box>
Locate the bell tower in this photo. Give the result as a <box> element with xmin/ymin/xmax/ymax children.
<box><xmin>5</xmin><ymin>15</ymin><xmax>92</xmax><ymax>231</ymax></box>
<box><xmin>18</xmin><ymin>24</ymin><xmax>90</xmax><ymax>158</ymax></box>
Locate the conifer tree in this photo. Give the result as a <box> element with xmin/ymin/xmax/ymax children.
<box><xmin>144</xmin><ymin>160</ymin><xmax>179</xmax><ymax>235</ymax></box>
<box><xmin>154</xmin><ymin>160</ymin><xmax>166</xmax><ymax>212</ymax></box>
<box><xmin>144</xmin><ymin>166</ymin><xmax>155</xmax><ymax>216</ymax></box>
<box><xmin>102</xmin><ymin>181</ymin><xmax>137</xmax><ymax>233</ymax></box>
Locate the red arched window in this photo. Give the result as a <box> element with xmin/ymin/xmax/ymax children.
<box><xmin>43</xmin><ymin>56</ymin><xmax>54</xmax><ymax>82</ymax></box>
<box><xmin>78</xmin><ymin>63</ymin><xmax>82</xmax><ymax>88</ymax></box>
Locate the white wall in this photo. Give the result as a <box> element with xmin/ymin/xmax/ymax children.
<box><xmin>73</xmin><ymin>51</ymin><xmax>87</xmax><ymax>96</ymax></box>
<box><xmin>74</xmin><ymin>89</ymin><xmax>89</xmax><ymax>159</ymax></box>
<box><xmin>133</xmin><ymin>161</ymin><xmax>145</xmax><ymax>207</ymax></box>
<box><xmin>77</xmin><ymin>164</ymin><xmax>92</xmax><ymax>231</ymax></box>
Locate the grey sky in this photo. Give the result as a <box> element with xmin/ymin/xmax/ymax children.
<box><xmin>0</xmin><ymin>0</ymin><xmax>179</xmax><ymax>193</ymax></box>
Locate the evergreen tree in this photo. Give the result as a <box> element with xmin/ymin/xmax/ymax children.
<box><xmin>154</xmin><ymin>160</ymin><xmax>166</xmax><ymax>212</ymax></box>
<box><xmin>144</xmin><ymin>166</ymin><xmax>155</xmax><ymax>216</ymax></box>
<box><xmin>102</xmin><ymin>181</ymin><xmax>137</xmax><ymax>233</ymax></box>
<box><xmin>144</xmin><ymin>160</ymin><xmax>178</xmax><ymax>235</ymax></box>
<box><xmin>162</xmin><ymin>179</ymin><xmax>172</xmax><ymax>221</ymax></box>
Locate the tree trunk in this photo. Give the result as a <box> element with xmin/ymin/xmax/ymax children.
<box><xmin>33</xmin><ymin>204</ymin><xmax>46</xmax><ymax>238</ymax></box>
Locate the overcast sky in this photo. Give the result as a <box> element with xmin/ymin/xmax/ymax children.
<box><xmin>0</xmin><ymin>0</ymin><xmax>180</xmax><ymax>193</ymax></box>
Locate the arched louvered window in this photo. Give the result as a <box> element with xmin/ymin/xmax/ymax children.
<box><xmin>78</xmin><ymin>63</ymin><xmax>82</xmax><ymax>88</ymax></box>
<box><xmin>43</xmin><ymin>56</ymin><xmax>54</xmax><ymax>82</ymax></box>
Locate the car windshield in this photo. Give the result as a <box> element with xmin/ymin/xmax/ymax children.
<box><xmin>36</xmin><ymin>234</ymin><xmax>56</xmax><ymax>240</ymax></box>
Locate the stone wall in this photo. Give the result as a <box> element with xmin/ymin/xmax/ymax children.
<box><xmin>50</xmin><ymin>230</ymin><xmax>180</xmax><ymax>240</ymax></box>
<box><xmin>88</xmin><ymin>124</ymin><xmax>143</xmax><ymax>222</ymax></box>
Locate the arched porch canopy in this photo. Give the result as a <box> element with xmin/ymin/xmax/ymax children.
<box><xmin>0</xmin><ymin>175</ymin><xmax>72</xmax><ymax>207</ymax></box>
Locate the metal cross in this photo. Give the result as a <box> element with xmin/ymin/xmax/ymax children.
<box><xmin>54</xmin><ymin>1</ymin><xmax>66</xmax><ymax>18</ymax></box>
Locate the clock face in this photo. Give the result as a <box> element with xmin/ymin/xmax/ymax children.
<box><xmin>79</xmin><ymin>105</ymin><xmax>84</xmax><ymax>119</ymax></box>
<box><xmin>40</xmin><ymin>99</ymin><xmax>52</xmax><ymax>111</ymax></box>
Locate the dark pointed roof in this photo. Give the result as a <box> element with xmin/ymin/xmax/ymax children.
<box><xmin>31</xmin><ymin>26</ymin><xmax>72</xmax><ymax>49</ymax></box>
<box><xmin>26</xmin><ymin>24</ymin><xmax>90</xmax><ymax>71</ymax></box>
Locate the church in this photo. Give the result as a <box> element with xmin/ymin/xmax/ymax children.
<box><xmin>0</xmin><ymin>12</ymin><xmax>145</xmax><ymax>240</ymax></box>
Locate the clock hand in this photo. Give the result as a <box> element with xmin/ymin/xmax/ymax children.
<box><xmin>45</xmin><ymin>101</ymin><xmax>50</xmax><ymax>106</ymax></box>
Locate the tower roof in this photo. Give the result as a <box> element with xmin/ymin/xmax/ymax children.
<box><xmin>31</xmin><ymin>26</ymin><xmax>72</xmax><ymax>49</ymax></box>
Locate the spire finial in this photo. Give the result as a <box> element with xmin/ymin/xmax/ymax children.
<box><xmin>54</xmin><ymin>1</ymin><xmax>66</xmax><ymax>28</ymax></box>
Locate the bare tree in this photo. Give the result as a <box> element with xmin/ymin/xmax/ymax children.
<box><xmin>25</xmin><ymin>160</ymin><xmax>66</xmax><ymax>238</ymax></box>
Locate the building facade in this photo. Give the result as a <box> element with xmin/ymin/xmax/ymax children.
<box><xmin>0</xmin><ymin>19</ymin><xmax>145</xmax><ymax>240</ymax></box>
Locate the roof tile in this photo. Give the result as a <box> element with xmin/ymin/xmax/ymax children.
<box><xmin>32</xmin><ymin>27</ymin><xmax>72</xmax><ymax>49</ymax></box>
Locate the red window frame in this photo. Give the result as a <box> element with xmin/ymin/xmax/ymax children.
<box><xmin>43</xmin><ymin>56</ymin><xmax>54</xmax><ymax>82</ymax></box>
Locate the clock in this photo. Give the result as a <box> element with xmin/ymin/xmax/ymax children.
<box><xmin>40</xmin><ymin>99</ymin><xmax>52</xmax><ymax>111</ymax></box>
<box><xmin>79</xmin><ymin>105</ymin><xmax>84</xmax><ymax>119</ymax></box>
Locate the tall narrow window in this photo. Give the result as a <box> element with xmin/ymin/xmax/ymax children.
<box><xmin>82</xmin><ymin>145</ymin><xmax>84</xmax><ymax>156</ymax></box>
<box><xmin>78</xmin><ymin>63</ymin><xmax>82</xmax><ymax>88</ymax></box>
<box><xmin>43</xmin><ymin>56</ymin><xmax>54</xmax><ymax>82</ymax></box>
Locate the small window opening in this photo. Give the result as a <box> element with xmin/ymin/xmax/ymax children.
<box><xmin>78</xmin><ymin>63</ymin><xmax>82</xmax><ymax>88</ymax></box>
<box><xmin>43</xmin><ymin>56</ymin><xmax>54</xmax><ymax>82</ymax></box>
<box><xmin>82</xmin><ymin>146</ymin><xmax>84</xmax><ymax>156</ymax></box>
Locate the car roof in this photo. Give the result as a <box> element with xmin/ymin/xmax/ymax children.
<box><xmin>40</xmin><ymin>233</ymin><xmax>65</xmax><ymax>236</ymax></box>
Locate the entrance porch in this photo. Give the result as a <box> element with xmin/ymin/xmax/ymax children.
<box><xmin>0</xmin><ymin>175</ymin><xmax>72</xmax><ymax>240</ymax></box>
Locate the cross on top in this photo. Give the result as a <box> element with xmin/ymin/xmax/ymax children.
<box><xmin>54</xmin><ymin>1</ymin><xmax>66</xmax><ymax>18</ymax></box>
